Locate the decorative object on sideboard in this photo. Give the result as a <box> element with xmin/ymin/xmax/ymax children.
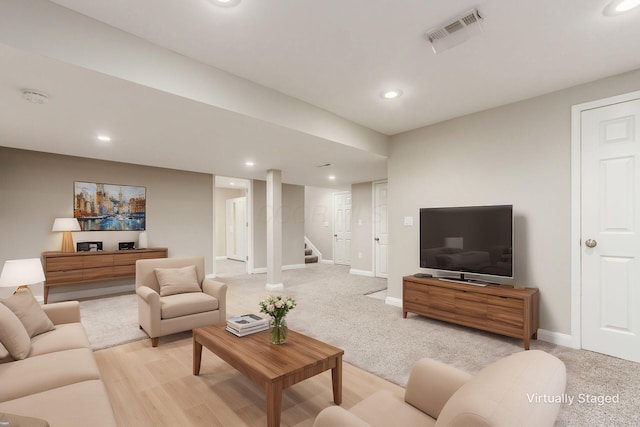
<box><xmin>77</xmin><ymin>241</ymin><xmax>103</xmax><ymax>252</ymax></box>
<box><xmin>138</xmin><ymin>231</ymin><xmax>148</xmax><ymax>249</ymax></box>
<box><xmin>74</xmin><ymin>181</ymin><xmax>146</xmax><ymax>231</ymax></box>
<box><xmin>0</xmin><ymin>258</ymin><xmax>46</xmax><ymax>293</ymax></box>
<box><xmin>52</xmin><ymin>217</ymin><xmax>81</xmax><ymax>253</ymax></box>
<box><xmin>118</xmin><ymin>242</ymin><xmax>135</xmax><ymax>250</ymax></box>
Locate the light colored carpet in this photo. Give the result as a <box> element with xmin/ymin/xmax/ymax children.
<box><xmin>81</xmin><ymin>262</ymin><xmax>639</xmax><ymax>426</ymax></box>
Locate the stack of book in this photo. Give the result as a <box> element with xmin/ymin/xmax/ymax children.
<box><xmin>226</xmin><ymin>314</ymin><xmax>269</xmax><ymax>337</ymax></box>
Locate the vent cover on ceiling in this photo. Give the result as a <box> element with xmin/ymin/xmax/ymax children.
<box><xmin>425</xmin><ymin>9</ymin><xmax>484</xmax><ymax>54</ymax></box>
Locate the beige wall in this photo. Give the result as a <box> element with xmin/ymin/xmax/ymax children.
<box><xmin>214</xmin><ymin>187</ymin><xmax>245</xmax><ymax>257</ymax></box>
<box><xmin>251</xmin><ymin>180</ymin><xmax>305</xmax><ymax>270</ymax></box>
<box><xmin>350</xmin><ymin>182</ymin><xmax>373</xmax><ymax>273</ymax></box>
<box><xmin>388</xmin><ymin>68</ymin><xmax>640</xmax><ymax>336</ymax></box>
<box><xmin>304</xmin><ymin>186</ymin><xmax>335</xmax><ymax>261</ymax></box>
<box><xmin>0</xmin><ymin>147</ymin><xmax>213</xmax><ymax>301</ymax></box>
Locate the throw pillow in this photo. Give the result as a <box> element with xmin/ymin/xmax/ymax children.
<box><xmin>0</xmin><ymin>303</ymin><xmax>31</xmax><ymax>360</ymax></box>
<box><xmin>1</xmin><ymin>288</ymin><xmax>55</xmax><ymax>338</ymax></box>
<box><xmin>155</xmin><ymin>265</ymin><xmax>201</xmax><ymax>297</ymax></box>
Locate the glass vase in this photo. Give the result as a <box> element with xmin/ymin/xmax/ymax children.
<box><xmin>269</xmin><ymin>317</ymin><xmax>288</xmax><ymax>344</ymax></box>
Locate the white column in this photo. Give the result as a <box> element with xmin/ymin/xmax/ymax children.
<box><xmin>208</xmin><ymin>174</ymin><xmax>217</xmax><ymax>279</ymax></box>
<box><xmin>266</xmin><ymin>169</ymin><xmax>283</xmax><ymax>290</ymax></box>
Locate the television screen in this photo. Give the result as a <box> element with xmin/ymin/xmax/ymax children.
<box><xmin>420</xmin><ymin>205</ymin><xmax>513</xmax><ymax>279</ymax></box>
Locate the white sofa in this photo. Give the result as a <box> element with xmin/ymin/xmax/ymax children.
<box><xmin>314</xmin><ymin>350</ymin><xmax>566</xmax><ymax>427</ymax></box>
<box><xmin>0</xmin><ymin>301</ymin><xmax>117</xmax><ymax>427</ymax></box>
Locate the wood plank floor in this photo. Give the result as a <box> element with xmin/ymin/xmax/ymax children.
<box><xmin>95</xmin><ymin>333</ymin><xmax>403</xmax><ymax>427</ymax></box>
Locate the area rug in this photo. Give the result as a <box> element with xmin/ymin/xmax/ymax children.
<box><xmin>80</xmin><ymin>294</ymin><xmax>147</xmax><ymax>350</ymax></box>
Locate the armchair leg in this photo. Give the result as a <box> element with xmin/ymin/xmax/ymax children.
<box><xmin>151</xmin><ymin>337</ymin><xmax>159</xmax><ymax>347</ymax></box>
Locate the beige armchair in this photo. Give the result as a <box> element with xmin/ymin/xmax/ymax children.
<box><xmin>313</xmin><ymin>350</ymin><xmax>566</xmax><ymax>427</ymax></box>
<box><xmin>135</xmin><ymin>257</ymin><xmax>227</xmax><ymax>347</ymax></box>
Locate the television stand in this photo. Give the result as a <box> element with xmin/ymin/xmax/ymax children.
<box><xmin>403</xmin><ymin>275</ymin><xmax>539</xmax><ymax>350</ymax></box>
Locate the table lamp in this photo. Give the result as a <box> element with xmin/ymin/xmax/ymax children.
<box><xmin>52</xmin><ymin>218</ymin><xmax>81</xmax><ymax>252</ymax></box>
<box><xmin>0</xmin><ymin>258</ymin><xmax>46</xmax><ymax>293</ymax></box>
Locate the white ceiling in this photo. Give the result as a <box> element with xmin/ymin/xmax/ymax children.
<box><xmin>2</xmin><ymin>0</ymin><xmax>640</xmax><ymax>187</ymax></box>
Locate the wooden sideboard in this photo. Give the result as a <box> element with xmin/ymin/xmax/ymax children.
<box><xmin>402</xmin><ymin>275</ymin><xmax>539</xmax><ymax>350</ymax></box>
<box><xmin>42</xmin><ymin>248</ymin><xmax>168</xmax><ymax>303</ymax></box>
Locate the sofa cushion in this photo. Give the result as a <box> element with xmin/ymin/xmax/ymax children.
<box><xmin>1</xmin><ymin>289</ymin><xmax>55</xmax><ymax>337</ymax></box>
<box><xmin>350</xmin><ymin>390</ymin><xmax>436</xmax><ymax>427</ymax></box>
<box><xmin>29</xmin><ymin>323</ymin><xmax>91</xmax><ymax>357</ymax></box>
<box><xmin>160</xmin><ymin>292</ymin><xmax>218</xmax><ymax>319</ymax></box>
<box><xmin>155</xmin><ymin>265</ymin><xmax>201</xmax><ymax>296</ymax></box>
<box><xmin>0</xmin><ymin>380</ymin><xmax>117</xmax><ymax>427</ymax></box>
<box><xmin>0</xmin><ymin>341</ymin><xmax>15</xmax><ymax>364</ymax></box>
<box><xmin>0</xmin><ymin>347</ymin><xmax>101</xmax><ymax>402</ymax></box>
<box><xmin>0</xmin><ymin>303</ymin><xmax>31</xmax><ymax>360</ymax></box>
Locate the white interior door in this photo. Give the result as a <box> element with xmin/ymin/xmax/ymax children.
<box><xmin>333</xmin><ymin>192</ymin><xmax>352</xmax><ymax>265</ymax></box>
<box><xmin>374</xmin><ymin>181</ymin><xmax>388</xmax><ymax>278</ymax></box>
<box><xmin>226</xmin><ymin>196</ymin><xmax>247</xmax><ymax>262</ymax></box>
<box><xmin>581</xmin><ymin>97</ymin><xmax>640</xmax><ymax>362</ymax></box>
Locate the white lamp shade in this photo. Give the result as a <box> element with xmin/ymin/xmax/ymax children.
<box><xmin>0</xmin><ymin>258</ymin><xmax>46</xmax><ymax>287</ymax></box>
<box><xmin>52</xmin><ymin>218</ymin><xmax>81</xmax><ymax>232</ymax></box>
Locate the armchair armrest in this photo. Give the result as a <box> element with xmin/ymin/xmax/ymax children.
<box><xmin>404</xmin><ymin>358</ymin><xmax>472</xmax><ymax>419</ymax></box>
<box><xmin>202</xmin><ymin>278</ymin><xmax>227</xmax><ymax>320</ymax></box>
<box><xmin>41</xmin><ymin>301</ymin><xmax>81</xmax><ymax>325</ymax></box>
<box><xmin>313</xmin><ymin>406</ymin><xmax>371</xmax><ymax>427</ymax></box>
<box><xmin>136</xmin><ymin>285</ymin><xmax>160</xmax><ymax>310</ymax></box>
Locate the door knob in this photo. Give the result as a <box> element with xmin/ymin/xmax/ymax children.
<box><xmin>585</xmin><ymin>239</ymin><xmax>597</xmax><ymax>248</ymax></box>
<box><xmin>374</xmin><ymin>237</ymin><xmax>380</xmax><ymax>242</ymax></box>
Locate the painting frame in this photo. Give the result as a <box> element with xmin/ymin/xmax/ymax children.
<box><xmin>73</xmin><ymin>181</ymin><xmax>146</xmax><ymax>231</ymax></box>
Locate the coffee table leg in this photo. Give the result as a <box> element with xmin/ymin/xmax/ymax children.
<box><xmin>193</xmin><ymin>336</ymin><xmax>202</xmax><ymax>376</ymax></box>
<box><xmin>331</xmin><ymin>354</ymin><xmax>343</xmax><ymax>405</ymax></box>
<box><xmin>265</xmin><ymin>381</ymin><xmax>283</xmax><ymax>427</ymax></box>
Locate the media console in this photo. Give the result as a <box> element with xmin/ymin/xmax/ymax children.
<box><xmin>42</xmin><ymin>248</ymin><xmax>168</xmax><ymax>303</ymax></box>
<box><xmin>402</xmin><ymin>275</ymin><xmax>539</xmax><ymax>350</ymax></box>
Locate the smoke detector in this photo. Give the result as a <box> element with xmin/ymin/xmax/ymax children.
<box><xmin>22</xmin><ymin>89</ymin><xmax>49</xmax><ymax>104</ymax></box>
<box><xmin>425</xmin><ymin>9</ymin><xmax>484</xmax><ymax>54</ymax></box>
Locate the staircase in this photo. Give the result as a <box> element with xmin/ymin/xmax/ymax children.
<box><xmin>305</xmin><ymin>244</ymin><xmax>318</xmax><ymax>264</ymax></box>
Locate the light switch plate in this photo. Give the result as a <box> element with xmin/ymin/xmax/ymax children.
<box><xmin>404</xmin><ymin>216</ymin><xmax>414</xmax><ymax>226</ymax></box>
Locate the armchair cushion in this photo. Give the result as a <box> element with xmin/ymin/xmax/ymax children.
<box><xmin>2</xmin><ymin>289</ymin><xmax>55</xmax><ymax>338</ymax></box>
<box><xmin>155</xmin><ymin>265</ymin><xmax>201</xmax><ymax>296</ymax></box>
<box><xmin>0</xmin><ymin>303</ymin><xmax>31</xmax><ymax>360</ymax></box>
<box><xmin>161</xmin><ymin>293</ymin><xmax>219</xmax><ymax>319</ymax></box>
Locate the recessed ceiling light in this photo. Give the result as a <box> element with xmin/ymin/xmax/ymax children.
<box><xmin>381</xmin><ymin>89</ymin><xmax>403</xmax><ymax>100</ymax></box>
<box><xmin>22</xmin><ymin>89</ymin><xmax>49</xmax><ymax>104</ymax></box>
<box><xmin>97</xmin><ymin>135</ymin><xmax>111</xmax><ymax>142</ymax></box>
<box><xmin>209</xmin><ymin>0</ymin><xmax>241</xmax><ymax>7</ymax></box>
<box><xmin>603</xmin><ymin>0</ymin><xmax>640</xmax><ymax>15</ymax></box>
<box><xmin>230</xmin><ymin>182</ymin><xmax>236</xmax><ymax>186</ymax></box>
<box><xmin>245</xmin><ymin>161</ymin><xmax>255</xmax><ymax>167</ymax></box>
<box><xmin>328</xmin><ymin>175</ymin><xmax>336</xmax><ymax>180</ymax></box>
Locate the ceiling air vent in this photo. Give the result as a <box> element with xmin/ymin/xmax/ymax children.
<box><xmin>425</xmin><ymin>9</ymin><xmax>484</xmax><ymax>54</ymax></box>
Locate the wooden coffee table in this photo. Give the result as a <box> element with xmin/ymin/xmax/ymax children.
<box><xmin>193</xmin><ymin>324</ymin><xmax>344</xmax><ymax>427</ymax></box>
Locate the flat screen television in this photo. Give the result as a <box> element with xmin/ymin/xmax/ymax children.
<box><xmin>419</xmin><ymin>204</ymin><xmax>513</xmax><ymax>280</ymax></box>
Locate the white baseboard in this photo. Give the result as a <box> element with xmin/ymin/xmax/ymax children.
<box><xmin>251</xmin><ymin>264</ymin><xmax>306</xmax><ymax>274</ymax></box>
<box><xmin>385</xmin><ymin>296</ymin><xmax>402</xmax><ymax>307</ymax></box>
<box><xmin>350</xmin><ymin>269</ymin><xmax>374</xmax><ymax>277</ymax></box>
<box><xmin>537</xmin><ymin>329</ymin><xmax>577</xmax><ymax>348</ymax></box>
<box><xmin>216</xmin><ymin>256</ymin><xmax>227</xmax><ymax>261</ymax></box>
<box><xmin>320</xmin><ymin>259</ymin><xmax>334</xmax><ymax>264</ymax></box>
<box><xmin>48</xmin><ymin>284</ymin><xmax>135</xmax><ymax>303</ymax></box>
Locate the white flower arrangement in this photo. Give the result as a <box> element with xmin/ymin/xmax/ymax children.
<box><xmin>259</xmin><ymin>295</ymin><xmax>297</xmax><ymax>321</ymax></box>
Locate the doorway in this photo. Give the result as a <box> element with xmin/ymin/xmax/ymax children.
<box><xmin>226</xmin><ymin>196</ymin><xmax>247</xmax><ymax>262</ymax></box>
<box><xmin>333</xmin><ymin>191</ymin><xmax>352</xmax><ymax>265</ymax></box>
<box><xmin>373</xmin><ymin>181</ymin><xmax>388</xmax><ymax>278</ymax></box>
<box><xmin>572</xmin><ymin>91</ymin><xmax>640</xmax><ymax>362</ymax></box>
